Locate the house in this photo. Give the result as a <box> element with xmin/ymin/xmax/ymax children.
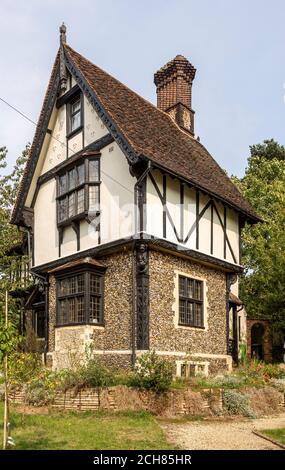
<box><xmin>10</xmin><ymin>25</ymin><xmax>260</xmax><ymax>376</ymax></box>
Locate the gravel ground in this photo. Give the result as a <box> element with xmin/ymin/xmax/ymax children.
<box><xmin>161</xmin><ymin>413</ymin><xmax>285</xmax><ymax>450</ymax></box>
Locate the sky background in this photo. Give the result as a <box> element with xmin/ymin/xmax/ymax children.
<box><xmin>1</xmin><ymin>0</ymin><xmax>285</xmax><ymax>177</ymax></box>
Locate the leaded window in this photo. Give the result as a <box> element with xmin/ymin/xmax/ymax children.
<box><xmin>56</xmin><ymin>270</ymin><xmax>104</xmax><ymax>326</ymax></box>
<box><xmin>178</xmin><ymin>276</ymin><xmax>204</xmax><ymax>327</ymax></box>
<box><xmin>57</xmin><ymin>158</ymin><xmax>100</xmax><ymax>225</ymax></box>
<box><xmin>68</xmin><ymin>96</ymin><xmax>82</xmax><ymax>134</ymax></box>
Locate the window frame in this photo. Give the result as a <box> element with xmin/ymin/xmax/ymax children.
<box><xmin>67</xmin><ymin>93</ymin><xmax>83</xmax><ymax>137</ymax></box>
<box><xmin>178</xmin><ymin>275</ymin><xmax>204</xmax><ymax>328</ymax></box>
<box><xmin>56</xmin><ymin>266</ymin><xmax>105</xmax><ymax>327</ymax></box>
<box><xmin>56</xmin><ymin>156</ymin><xmax>101</xmax><ymax>228</ymax></box>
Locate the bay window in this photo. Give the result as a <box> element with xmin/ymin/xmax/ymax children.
<box><xmin>57</xmin><ymin>157</ymin><xmax>100</xmax><ymax>226</ymax></box>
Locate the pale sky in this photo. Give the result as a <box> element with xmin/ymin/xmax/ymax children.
<box><xmin>1</xmin><ymin>0</ymin><xmax>285</xmax><ymax>177</ymax></box>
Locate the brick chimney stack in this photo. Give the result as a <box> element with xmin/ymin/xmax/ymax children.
<box><xmin>154</xmin><ymin>55</ymin><xmax>196</xmax><ymax>135</ymax></box>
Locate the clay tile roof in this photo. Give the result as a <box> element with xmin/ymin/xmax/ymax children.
<box><xmin>48</xmin><ymin>257</ymin><xmax>105</xmax><ymax>273</ymax></box>
<box><xmin>63</xmin><ymin>44</ymin><xmax>259</xmax><ymax>222</ymax></box>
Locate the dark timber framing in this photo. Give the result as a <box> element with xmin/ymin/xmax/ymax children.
<box><xmin>148</xmin><ymin>169</ymin><xmax>237</xmax><ymax>264</ymax></box>
<box><xmin>135</xmin><ymin>242</ymin><xmax>149</xmax><ymax>350</ymax></box>
<box><xmin>31</xmin><ymin>234</ymin><xmax>243</xmax><ymax>278</ymax></box>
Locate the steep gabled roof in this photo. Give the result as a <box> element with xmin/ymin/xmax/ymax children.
<box><xmin>63</xmin><ymin>44</ymin><xmax>259</xmax><ymax>221</ymax></box>
<box><xmin>11</xmin><ymin>43</ymin><xmax>259</xmax><ymax>225</ymax></box>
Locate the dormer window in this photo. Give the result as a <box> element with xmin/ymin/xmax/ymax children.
<box><xmin>67</xmin><ymin>93</ymin><xmax>82</xmax><ymax>135</ymax></box>
<box><xmin>57</xmin><ymin>156</ymin><xmax>100</xmax><ymax>226</ymax></box>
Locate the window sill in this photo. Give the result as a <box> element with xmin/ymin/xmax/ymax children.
<box><xmin>177</xmin><ymin>323</ymin><xmax>205</xmax><ymax>330</ymax></box>
<box><xmin>55</xmin><ymin>322</ymin><xmax>105</xmax><ymax>328</ymax></box>
<box><xmin>67</xmin><ymin>125</ymin><xmax>83</xmax><ymax>140</ymax></box>
<box><xmin>57</xmin><ymin>211</ymin><xmax>100</xmax><ymax>228</ymax></box>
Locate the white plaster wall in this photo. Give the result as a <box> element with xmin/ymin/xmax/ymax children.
<box><xmin>227</xmin><ymin>210</ymin><xmax>239</xmax><ymax>264</ymax></box>
<box><xmin>166</xmin><ymin>177</ymin><xmax>181</xmax><ymax>244</ymax></box>
<box><xmin>183</xmin><ymin>186</ymin><xmax>196</xmax><ymax>250</ymax></box>
<box><xmin>84</xmin><ymin>96</ymin><xmax>108</xmax><ymax>146</ymax></box>
<box><xmin>100</xmin><ymin>142</ymin><xmax>135</xmax><ymax>243</ymax></box>
<box><xmin>33</xmin><ymin>179</ymin><xmax>58</xmax><ymax>266</ymax></box>
<box><xmin>213</xmin><ymin>201</ymin><xmax>225</xmax><ymax>260</ymax></box>
<box><xmin>198</xmin><ymin>193</ymin><xmax>211</xmax><ymax>255</ymax></box>
<box><xmin>67</xmin><ymin>131</ymin><xmax>83</xmax><ymax>157</ymax></box>
<box><xmin>41</xmin><ymin>106</ymin><xmax>66</xmax><ymax>174</ymax></box>
<box><xmin>146</xmin><ymin>171</ymin><xmax>164</xmax><ymax>239</ymax></box>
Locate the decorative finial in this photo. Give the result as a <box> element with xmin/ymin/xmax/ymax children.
<box><xmin>60</xmin><ymin>22</ymin><xmax>66</xmax><ymax>44</ymax></box>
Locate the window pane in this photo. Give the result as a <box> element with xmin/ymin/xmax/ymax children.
<box><xmin>90</xmin><ymin>296</ymin><xmax>101</xmax><ymax>323</ymax></box>
<box><xmin>58</xmin><ymin>300</ymin><xmax>67</xmax><ymax>324</ymax></box>
<box><xmin>77</xmin><ymin>164</ymin><xmax>85</xmax><ymax>185</ymax></box>
<box><xmin>179</xmin><ymin>299</ymin><xmax>186</xmax><ymax>324</ymax></box>
<box><xmin>89</xmin><ymin>160</ymin><xmax>99</xmax><ymax>181</ymax></box>
<box><xmin>77</xmin><ymin>188</ymin><xmax>85</xmax><ymax>214</ymax></box>
<box><xmin>194</xmin><ymin>281</ymin><xmax>202</xmax><ymax>300</ymax></box>
<box><xmin>186</xmin><ymin>302</ymin><xmax>194</xmax><ymax>325</ymax></box>
<box><xmin>59</xmin><ymin>174</ymin><xmax>67</xmax><ymax>195</ymax></box>
<box><xmin>187</xmin><ymin>279</ymin><xmax>194</xmax><ymax>298</ymax></box>
<box><xmin>72</xmin><ymin>99</ymin><xmax>80</xmax><ymax>114</ymax></box>
<box><xmin>68</xmin><ymin>193</ymin><xmax>75</xmax><ymax>218</ymax></box>
<box><xmin>195</xmin><ymin>304</ymin><xmax>203</xmax><ymax>327</ymax></box>
<box><xmin>89</xmin><ymin>186</ymin><xmax>99</xmax><ymax>211</ymax></box>
<box><xmin>58</xmin><ymin>198</ymin><xmax>67</xmax><ymax>222</ymax></box>
<box><xmin>179</xmin><ymin>277</ymin><xmax>186</xmax><ymax>297</ymax></box>
<box><xmin>68</xmin><ymin>168</ymin><xmax>76</xmax><ymax>190</ymax></box>
<box><xmin>69</xmin><ymin>298</ymin><xmax>76</xmax><ymax>323</ymax></box>
<box><xmin>77</xmin><ymin>297</ymin><xmax>84</xmax><ymax>323</ymax></box>
<box><xmin>77</xmin><ymin>274</ymin><xmax>84</xmax><ymax>293</ymax></box>
<box><xmin>68</xmin><ymin>276</ymin><xmax>76</xmax><ymax>295</ymax></box>
<box><xmin>90</xmin><ymin>274</ymin><xmax>101</xmax><ymax>295</ymax></box>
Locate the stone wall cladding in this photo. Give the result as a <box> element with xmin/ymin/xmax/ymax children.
<box><xmin>149</xmin><ymin>249</ymin><xmax>228</xmax><ymax>359</ymax></box>
<box><xmin>48</xmin><ymin>251</ymin><xmax>134</xmax><ymax>369</ymax></box>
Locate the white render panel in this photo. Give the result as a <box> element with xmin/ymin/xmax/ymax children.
<box><xmin>183</xmin><ymin>186</ymin><xmax>196</xmax><ymax>250</ymax></box>
<box><xmin>33</xmin><ymin>180</ymin><xmax>58</xmax><ymax>266</ymax></box>
<box><xmin>61</xmin><ymin>226</ymin><xmax>77</xmax><ymax>258</ymax></box>
<box><xmin>84</xmin><ymin>96</ymin><xmax>107</xmax><ymax>146</ymax></box>
<box><xmin>198</xmin><ymin>193</ymin><xmax>211</xmax><ymax>255</ymax></box>
<box><xmin>41</xmin><ymin>106</ymin><xmax>66</xmax><ymax>174</ymax></box>
<box><xmin>213</xmin><ymin>201</ymin><xmax>224</xmax><ymax>260</ymax></box>
<box><xmin>67</xmin><ymin>131</ymin><xmax>83</xmax><ymax>157</ymax></box>
<box><xmin>226</xmin><ymin>209</ymin><xmax>239</xmax><ymax>263</ymax></box>
<box><xmin>146</xmin><ymin>171</ymin><xmax>164</xmax><ymax>239</ymax></box>
<box><xmin>166</xmin><ymin>176</ymin><xmax>181</xmax><ymax>244</ymax></box>
<box><xmin>100</xmin><ymin>142</ymin><xmax>135</xmax><ymax>244</ymax></box>
<box><xmin>80</xmin><ymin>220</ymin><xmax>99</xmax><ymax>251</ymax></box>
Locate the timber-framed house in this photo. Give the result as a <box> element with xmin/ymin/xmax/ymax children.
<box><xmin>10</xmin><ymin>25</ymin><xmax>260</xmax><ymax>375</ymax></box>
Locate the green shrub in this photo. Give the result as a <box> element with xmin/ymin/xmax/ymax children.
<box><xmin>236</xmin><ymin>360</ymin><xmax>284</xmax><ymax>385</ymax></box>
<box><xmin>8</xmin><ymin>352</ymin><xmax>42</xmax><ymax>387</ymax></box>
<box><xmin>128</xmin><ymin>351</ymin><xmax>173</xmax><ymax>392</ymax></box>
<box><xmin>223</xmin><ymin>389</ymin><xmax>256</xmax><ymax>418</ymax></box>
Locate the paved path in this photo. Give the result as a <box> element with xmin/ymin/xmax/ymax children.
<box><xmin>161</xmin><ymin>414</ymin><xmax>285</xmax><ymax>450</ymax></box>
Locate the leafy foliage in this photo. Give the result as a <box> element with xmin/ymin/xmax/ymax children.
<box><xmin>232</xmin><ymin>139</ymin><xmax>285</xmax><ymax>333</ymax></box>
<box><xmin>0</xmin><ymin>145</ymin><xmax>29</xmax><ymax>364</ymax></box>
<box><xmin>129</xmin><ymin>351</ymin><xmax>173</xmax><ymax>392</ymax></box>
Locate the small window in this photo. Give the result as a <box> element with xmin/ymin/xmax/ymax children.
<box><xmin>178</xmin><ymin>276</ymin><xmax>204</xmax><ymax>328</ymax></box>
<box><xmin>56</xmin><ymin>270</ymin><xmax>104</xmax><ymax>326</ymax></box>
<box><xmin>69</xmin><ymin>96</ymin><xmax>82</xmax><ymax>133</ymax></box>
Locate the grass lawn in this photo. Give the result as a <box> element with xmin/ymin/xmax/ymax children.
<box><xmin>260</xmin><ymin>428</ymin><xmax>285</xmax><ymax>446</ymax></box>
<box><xmin>0</xmin><ymin>403</ymin><xmax>173</xmax><ymax>450</ymax></box>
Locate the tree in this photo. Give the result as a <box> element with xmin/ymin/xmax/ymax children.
<box><xmin>0</xmin><ymin>145</ymin><xmax>29</xmax><ymax>342</ymax></box>
<box><xmin>233</xmin><ymin>139</ymin><xmax>285</xmax><ymax>334</ymax></box>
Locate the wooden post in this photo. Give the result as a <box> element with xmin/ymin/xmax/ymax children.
<box><xmin>3</xmin><ymin>290</ymin><xmax>9</xmax><ymax>450</ymax></box>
